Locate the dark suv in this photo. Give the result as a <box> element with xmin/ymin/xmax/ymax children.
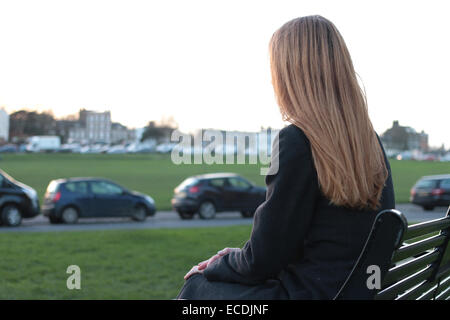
<box><xmin>0</xmin><ymin>169</ymin><xmax>40</xmax><ymax>226</ymax></box>
<box><xmin>171</xmin><ymin>173</ymin><xmax>266</xmax><ymax>220</ymax></box>
<box><xmin>410</xmin><ymin>174</ymin><xmax>450</xmax><ymax>211</ymax></box>
<box><xmin>42</xmin><ymin>178</ymin><xmax>156</xmax><ymax>224</ymax></box>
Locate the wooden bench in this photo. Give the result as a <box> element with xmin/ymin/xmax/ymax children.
<box><xmin>334</xmin><ymin>206</ymin><xmax>450</xmax><ymax>300</ymax></box>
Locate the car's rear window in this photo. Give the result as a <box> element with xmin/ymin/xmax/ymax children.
<box><xmin>64</xmin><ymin>182</ymin><xmax>89</xmax><ymax>194</ymax></box>
<box><xmin>178</xmin><ymin>178</ymin><xmax>199</xmax><ymax>189</ymax></box>
<box><xmin>415</xmin><ymin>179</ymin><xmax>438</xmax><ymax>189</ymax></box>
<box><xmin>440</xmin><ymin>179</ymin><xmax>450</xmax><ymax>189</ymax></box>
<box><xmin>46</xmin><ymin>181</ymin><xmax>61</xmax><ymax>193</ymax></box>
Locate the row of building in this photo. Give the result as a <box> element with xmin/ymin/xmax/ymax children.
<box><xmin>0</xmin><ymin>108</ymin><xmax>136</xmax><ymax>145</ymax></box>
<box><xmin>0</xmin><ymin>108</ymin><xmax>432</xmax><ymax>152</ymax></box>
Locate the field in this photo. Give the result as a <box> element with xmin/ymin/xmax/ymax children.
<box><xmin>1</xmin><ymin>225</ymin><xmax>449</xmax><ymax>299</ymax></box>
<box><xmin>0</xmin><ymin>153</ymin><xmax>449</xmax><ymax>209</ymax></box>
<box><xmin>0</xmin><ymin>153</ymin><xmax>449</xmax><ymax>299</ymax></box>
<box><xmin>0</xmin><ymin>226</ymin><xmax>252</xmax><ymax>299</ymax></box>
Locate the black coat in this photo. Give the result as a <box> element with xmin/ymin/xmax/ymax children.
<box><xmin>177</xmin><ymin>124</ymin><xmax>395</xmax><ymax>300</ymax></box>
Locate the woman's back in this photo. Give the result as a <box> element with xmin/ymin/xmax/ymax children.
<box><xmin>195</xmin><ymin>124</ymin><xmax>395</xmax><ymax>299</ymax></box>
<box><xmin>279</xmin><ymin>124</ymin><xmax>395</xmax><ymax>299</ymax></box>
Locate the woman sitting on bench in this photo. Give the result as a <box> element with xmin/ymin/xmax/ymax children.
<box><xmin>177</xmin><ymin>15</ymin><xmax>395</xmax><ymax>300</ymax></box>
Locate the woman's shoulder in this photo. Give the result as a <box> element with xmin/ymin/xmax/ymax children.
<box><xmin>280</xmin><ymin>123</ymin><xmax>307</xmax><ymax>138</ymax></box>
<box><xmin>277</xmin><ymin>124</ymin><xmax>312</xmax><ymax>158</ymax></box>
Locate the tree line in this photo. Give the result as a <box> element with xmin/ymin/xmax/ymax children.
<box><xmin>7</xmin><ymin>109</ymin><xmax>178</xmax><ymax>144</ymax></box>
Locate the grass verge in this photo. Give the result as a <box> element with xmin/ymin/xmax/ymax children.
<box><xmin>0</xmin><ymin>225</ymin><xmax>252</xmax><ymax>299</ymax></box>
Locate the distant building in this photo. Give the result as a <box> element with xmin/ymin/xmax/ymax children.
<box><xmin>68</xmin><ymin>109</ymin><xmax>135</xmax><ymax>145</ymax></box>
<box><xmin>69</xmin><ymin>109</ymin><xmax>111</xmax><ymax>144</ymax></box>
<box><xmin>82</xmin><ymin>109</ymin><xmax>111</xmax><ymax>144</ymax></box>
<box><xmin>381</xmin><ymin>121</ymin><xmax>429</xmax><ymax>151</ymax></box>
<box><xmin>0</xmin><ymin>108</ymin><xmax>9</xmax><ymax>142</ymax></box>
<box><xmin>111</xmin><ymin>122</ymin><xmax>136</xmax><ymax>144</ymax></box>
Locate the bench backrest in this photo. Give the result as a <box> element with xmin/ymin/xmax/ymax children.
<box><xmin>335</xmin><ymin>206</ymin><xmax>450</xmax><ymax>300</ymax></box>
<box><xmin>334</xmin><ymin>209</ymin><xmax>407</xmax><ymax>299</ymax></box>
<box><xmin>376</xmin><ymin>206</ymin><xmax>450</xmax><ymax>300</ymax></box>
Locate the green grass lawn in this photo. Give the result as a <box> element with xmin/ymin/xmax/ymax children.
<box><xmin>0</xmin><ymin>226</ymin><xmax>252</xmax><ymax>299</ymax></box>
<box><xmin>0</xmin><ymin>153</ymin><xmax>449</xmax><ymax>209</ymax></box>
<box><xmin>1</xmin><ymin>224</ymin><xmax>449</xmax><ymax>300</ymax></box>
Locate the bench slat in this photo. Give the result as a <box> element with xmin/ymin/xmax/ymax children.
<box><xmin>417</xmin><ymin>283</ymin><xmax>440</xmax><ymax>300</ymax></box>
<box><xmin>404</xmin><ymin>217</ymin><xmax>450</xmax><ymax>241</ymax></box>
<box><xmin>435</xmin><ymin>285</ymin><xmax>450</xmax><ymax>300</ymax></box>
<box><xmin>397</xmin><ymin>280</ymin><xmax>438</xmax><ymax>300</ymax></box>
<box><xmin>433</xmin><ymin>274</ymin><xmax>450</xmax><ymax>299</ymax></box>
<box><xmin>376</xmin><ymin>266</ymin><xmax>434</xmax><ymax>300</ymax></box>
<box><xmin>392</xmin><ymin>234</ymin><xmax>446</xmax><ymax>262</ymax></box>
<box><xmin>382</xmin><ymin>250</ymin><xmax>439</xmax><ymax>286</ymax></box>
<box><xmin>415</xmin><ymin>262</ymin><xmax>450</xmax><ymax>299</ymax></box>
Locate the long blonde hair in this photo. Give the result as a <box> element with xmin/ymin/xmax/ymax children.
<box><xmin>269</xmin><ymin>15</ymin><xmax>388</xmax><ymax>210</ymax></box>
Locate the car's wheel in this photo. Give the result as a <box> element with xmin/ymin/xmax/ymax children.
<box><xmin>49</xmin><ymin>216</ymin><xmax>62</xmax><ymax>224</ymax></box>
<box><xmin>177</xmin><ymin>210</ymin><xmax>194</xmax><ymax>220</ymax></box>
<box><xmin>1</xmin><ymin>204</ymin><xmax>22</xmax><ymax>227</ymax></box>
<box><xmin>241</xmin><ymin>210</ymin><xmax>254</xmax><ymax>218</ymax></box>
<box><xmin>198</xmin><ymin>201</ymin><xmax>216</xmax><ymax>220</ymax></box>
<box><xmin>131</xmin><ymin>205</ymin><xmax>147</xmax><ymax>222</ymax></box>
<box><xmin>61</xmin><ymin>207</ymin><xmax>79</xmax><ymax>224</ymax></box>
<box><xmin>423</xmin><ymin>205</ymin><xmax>435</xmax><ymax>211</ymax></box>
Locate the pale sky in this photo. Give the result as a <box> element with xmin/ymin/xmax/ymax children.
<box><xmin>0</xmin><ymin>0</ymin><xmax>448</xmax><ymax>147</ymax></box>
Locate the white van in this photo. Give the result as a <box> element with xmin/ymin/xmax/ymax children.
<box><xmin>26</xmin><ymin>136</ymin><xmax>61</xmax><ymax>152</ymax></box>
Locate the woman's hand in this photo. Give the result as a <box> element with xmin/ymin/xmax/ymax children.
<box><xmin>184</xmin><ymin>247</ymin><xmax>241</xmax><ymax>280</ymax></box>
<box><xmin>183</xmin><ymin>264</ymin><xmax>203</xmax><ymax>281</ymax></box>
<box><xmin>198</xmin><ymin>247</ymin><xmax>240</xmax><ymax>270</ymax></box>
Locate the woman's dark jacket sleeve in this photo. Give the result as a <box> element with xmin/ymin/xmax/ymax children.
<box><xmin>203</xmin><ymin>126</ymin><xmax>319</xmax><ymax>285</ymax></box>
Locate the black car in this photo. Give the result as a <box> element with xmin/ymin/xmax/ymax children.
<box><xmin>171</xmin><ymin>173</ymin><xmax>266</xmax><ymax>220</ymax></box>
<box><xmin>42</xmin><ymin>178</ymin><xmax>156</xmax><ymax>224</ymax></box>
<box><xmin>410</xmin><ymin>174</ymin><xmax>450</xmax><ymax>211</ymax></box>
<box><xmin>0</xmin><ymin>169</ymin><xmax>40</xmax><ymax>226</ymax></box>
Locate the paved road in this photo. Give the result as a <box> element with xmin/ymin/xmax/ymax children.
<box><xmin>0</xmin><ymin>204</ymin><xmax>448</xmax><ymax>233</ymax></box>
<box><xmin>0</xmin><ymin>210</ymin><xmax>254</xmax><ymax>233</ymax></box>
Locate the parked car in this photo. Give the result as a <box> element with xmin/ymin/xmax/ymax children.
<box><xmin>59</xmin><ymin>143</ymin><xmax>81</xmax><ymax>153</ymax></box>
<box><xmin>171</xmin><ymin>173</ymin><xmax>266</xmax><ymax>220</ymax></box>
<box><xmin>106</xmin><ymin>145</ymin><xmax>127</xmax><ymax>154</ymax></box>
<box><xmin>0</xmin><ymin>169</ymin><xmax>40</xmax><ymax>226</ymax></box>
<box><xmin>127</xmin><ymin>142</ymin><xmax>156</xmax><ymax>153</ymax></box>
<box><xmin>0</xmin><ymin>144</ymin><xmax>19</xmax><ymax>153</ymax></box>
<box><xmin>42</xmin><ymin>178</ymin><xmax>156</xmax><ymax>224</ymax></box>
<box><xmin>155</xmin><ymin>143</ymin><xmax>177</xmax><ymax>154</ymax></box>
<box><xmin>410</xmin><ymin>174</ymin><xmax>450</xmax><ymax>211</ymax></box>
